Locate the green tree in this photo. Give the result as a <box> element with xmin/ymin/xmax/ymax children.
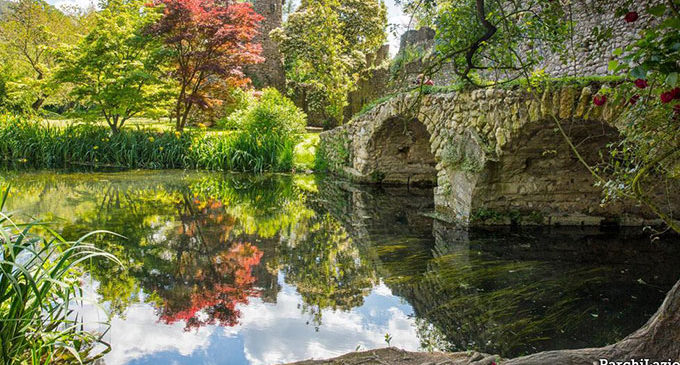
<box><xmin>271</xmin><ymin>0</ymin><xmax>387</xmax><ymax>127</ymax></box>
<box><xmin>0</xmin><ymin>0</ymin><xmax>81</xmax><ymax>111</ymax></box>
<box><xmin>393</xmin><ymin>1</ymin><xmax>680</xmax><ymax>360</ymax></box>
<box><xmin>55</xmin><ymin>0</ymin><xmax>170</xmax><ymax>133</ymax></box>
<box><xmin>399</xmin><ymin>0</ymin><xmax>678</xmax><ymax>233</ymax></box>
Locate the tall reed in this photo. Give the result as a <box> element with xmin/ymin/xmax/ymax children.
<box><xmin>0</xmin><ymin>115</ymin><xmax>304</xmax><ymax>172</ymax></box>
<box><xmin>0</xmin><ymin>187</ymin><xmax>121</xmax><ymax>364</ymax></box>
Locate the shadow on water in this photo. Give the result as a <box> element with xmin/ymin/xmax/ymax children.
<box><xmin>1</xmin><ymin>170</ymin><xmax>679</xmax><ymax>360</ymax></box>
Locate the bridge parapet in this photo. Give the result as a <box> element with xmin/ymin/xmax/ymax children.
<box><xmin>319</xmin><ymin>85</ymin><xmax>675</xmax><ymax>226</ymax></box>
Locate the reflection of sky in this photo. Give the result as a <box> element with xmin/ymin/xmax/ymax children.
<box><xmin>82</xmin><ymin>275</ymin><xmax>421</xmax><ymax>365</ymax></box>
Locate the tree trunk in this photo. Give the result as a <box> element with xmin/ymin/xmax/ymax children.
<box><xmin>503</xmin><ymin>278</ymin><xmax>680</xmax><ymax>364</ymax></box>
<box><xmin>31</xmin><ymin>96</ymin><xmax>45</xmax><ymax>111</ymax></box>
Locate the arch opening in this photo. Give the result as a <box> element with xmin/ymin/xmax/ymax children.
<box><xmin>367</xmin><ymin>117</ymin><xmax>437</xmax><ymax>187</ymax></box>
<box><xmin>470</xmin><ymin>118</ymin><xmax>625</xmax><ymax>225</ymax></box>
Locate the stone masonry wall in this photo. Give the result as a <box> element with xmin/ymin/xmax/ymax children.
<box><xmin>319</xmin><ymin>84</ymin><xmax>680</xmax><ymax>227</ymax></box>
<box><xmin>391</xmin><ymin>0</ymin><xmax>659</xmax><ymax>85</ymax></box>
<box><xmin>246</xmin><ymin>0</ymin><xmax>286</xmax><ymax>90</ymax></box>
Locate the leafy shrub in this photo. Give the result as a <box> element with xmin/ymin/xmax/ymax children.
<box><xmin>215</xmin><ymin>88</ymin><xmax>255</xmax><ymax>130</ymax></box>
<box><xmin>229</xmin><ymin>88</ymin><xmax>307</xmax><ymax>172</ymax></box>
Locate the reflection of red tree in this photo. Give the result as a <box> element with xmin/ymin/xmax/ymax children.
<box><xmin>159</xmin><ymin>243</ymin><xmax>263</xmax><ymax>330</ymax></box>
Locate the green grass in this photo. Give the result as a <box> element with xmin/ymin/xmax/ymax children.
<box><xmin>294</xmin><ymin>133</ymin><xmax>320</xmax><ymax>171</ymax></box>
<box><xmin>0</xmin><ymin>115</ymin><xmax>318</xmax><ymax>173</ymax></box>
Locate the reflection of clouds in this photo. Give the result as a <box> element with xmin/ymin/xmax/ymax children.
<box><xmin>105</xmin><ymin>305</ymin><xmax>215</xmax><ymax>364</ymax></box>
<box><xmin>79</xmin><ymin>280</ymin><xmax>216</xmax><ymax>365</ymax></box>
<box><xmin>80</xmin><ymin>279</ymin><xmax>420</xmax><ymax>364</ymax></box>
<box><xmin>228</xmin><ymin>282</ymin><xmax>420</xmax><ymax>365</ymax></box>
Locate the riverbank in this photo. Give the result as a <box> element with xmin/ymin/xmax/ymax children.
<box><xmin>0</xmin><ymin>116</ymin><xmax>319</xmax><ymax>172</ymax></box>
<box><xmin>287</xmin><ymin>348</ymin><xmax>494</xmax><ymax>365</ymax></box>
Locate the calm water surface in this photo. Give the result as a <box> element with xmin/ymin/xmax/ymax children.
<box><xmin>2</xmin><ymin>170</ymin><xmax>679</xmax><ymax>365</ymax></box>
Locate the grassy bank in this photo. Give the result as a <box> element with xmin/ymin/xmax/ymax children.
<box><xmin>0</xmin><ymin>116</ymin><xmax>318</xmax><ymax>172</ymax></box>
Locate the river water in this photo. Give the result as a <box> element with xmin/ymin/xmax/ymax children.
<box><xmin>2</xmin><ymin>170</ymin><xmax>679</xmax><ymax>364</ymax></box>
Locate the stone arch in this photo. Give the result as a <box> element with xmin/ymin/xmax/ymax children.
<box><xmin>322</xmin><ymin>86</ymin><xmax>677</xmax><ymax>226</ymax></box>
<box><xmin>468</xmin><ymin>117</ymin><xmax>629</xmax><ymax>225</ymax></box>
<box><xmin>361</xmin><ymin>116</ymin><xmax>437</xmax><ymax>186</ymax></box>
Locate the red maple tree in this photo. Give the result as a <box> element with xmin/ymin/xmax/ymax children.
<box><xmin>149</xmin><ymin>0</ymin><xmax>264</xmax><ymax>131</ymax></box>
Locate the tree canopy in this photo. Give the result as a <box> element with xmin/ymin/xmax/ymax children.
<box><xmin>0</xmin><ymin>0</ymin><xmax>83</xmax><ymax>111</ymax></box>
<box><xmin>55</xmin><ymin>0</ymin><xmax>170</xmax><ymax>133</ymax></box>
<box><xmin>272</xmin><ymin>0</ymin><xmax>387</xmax><ymax>127</ymax></box>
<box><xmin>149</xmin><ymin>0</ymin><xmax>264</xmax><ymax>131</ymax></box>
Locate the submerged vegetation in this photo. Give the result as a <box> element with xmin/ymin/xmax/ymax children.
<box><xmin>2</xmin><ymin>172</ymin><xmax>678</xmax><ymax>360</ymax></box>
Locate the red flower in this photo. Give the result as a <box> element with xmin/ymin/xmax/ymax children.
<box><xmin>593</xmin><ymin>95</ymin><xmax>607</xmax><ymax>106</ymax></box>
<box><xmin>629</xmin><ymin>94</ymin><xmax>640</xmax><ymax>105</ymax></box>
<box><xmin>670</xmin><ymin>87</ymin><xmax>680</xmax><ymax>100</ymax></box>
<box><xmin>424</xmin><ymin>79</ymin><xmax>435</xmax><ymax>86</ymax></box>
<box><xmin>634</xmin><ymin>79</ymin><xmax>648</xmax><ymax>89</ymax></box>
<box><xmin>661</xmin><ymin>92</ymin><xmax>674</xmax><ymax>103</ymax></box>
<box><xmin>624</xmin><ymin>11</ymin><xmax>639</xmax><ymax>23</ymax></box>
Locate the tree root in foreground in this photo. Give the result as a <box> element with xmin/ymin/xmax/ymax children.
<box><xmin>289</xmin><ymin>279</ymin><xmax>680</xmax><ymax>365</ymax></box>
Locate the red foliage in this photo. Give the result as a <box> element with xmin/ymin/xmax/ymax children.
<box><xmin>158</xmin><ymin>242</ymin><xmax>263</xmax><ymax>330</ymax></box>
<box><xmin>661</xmin><ymin>91</ymin><xmax>674</xmax><ymax>104</ymax></box>
<box><xmin>671</xmin><ymin>87</ymin><xmax>680</xmax><ymax>100</ymax></box>
<box><xmin>624</xmin><ymin>11</ymin><xmax>639</xmax><ymax>23</ymax></box>
<box><xmin>149</xmin><ymin>0</ymin><xmax>264</xmax><ymax>130</ymax></box>
<box><xmin>634</xmin><ymin>78</ymin><xmax>648</xmax><ymax>89</ymax></box>
<box><xmin>629</xmin><ymin>94</ymin><xmax>640</xmax><ymax>105</ymax></box>
<box><xmin>593</xmin><ymin>95</ymin><xmax>607</xmax><ymax>106</ymax></box>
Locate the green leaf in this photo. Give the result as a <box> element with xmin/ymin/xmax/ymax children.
<box><xmin>661</xmin><ymin>17</ymin><xmax>680</xmax><ymax>29</ymax></box>
<box><xmin>612</xmin><ymin>48</ymin><xmax>623</xmax><ymax>56</ymax></box>
<box><xmin>608</xmin><ymin>60</ymin><xmax>619</xmax><ymax>71</ymax></box>
<box><xmin>630</xmin><ymin>66</ymin><xmax>647</xmax><ymax>79</ymax></box>
<box><xmin>646</xmin><ymin>5</ymin><xmax>666</xmax><ymax>17</ymax></box>
<box><xmin>666</xmin><ymin>72</ymin><xmax>679</xmax><ymax>87</ymax></box>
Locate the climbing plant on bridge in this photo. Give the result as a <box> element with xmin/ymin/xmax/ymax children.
<box><xmin>400</xmin><ymin>0</ymin><xmax>680</xmax><ymax>234</ymax></box>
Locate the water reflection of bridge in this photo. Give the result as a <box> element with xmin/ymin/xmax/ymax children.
<box><xmin>315</xmin><ymin>177</ymin><xmax>680</xmax><ymax>357</ymax></box>
<box><xmin>5</xmin><ymin>171</ymin><xmax>680</xmax><ymax>358</ymax></box>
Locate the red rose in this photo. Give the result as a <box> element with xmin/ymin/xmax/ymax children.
<box><xmin>634</xmin><ymin>79</ymin><xmax>648</xmax><ymax>89</ymax></box>
<box><xmin>624</xmin><ymin>11</ymin><xmax>639</xmax><ymax>23</ymax></box>
<box><xmin>424</xmin><ymin>79</ymin><xmax>435</xmax><ymax>86</ymax></box>
<box><xmin>629</xmin><ymin>94</ymin><xmax>640</xmax><ymax>105</ymax></box>
<box><xmin>661</xmin><ymin>92</ymin><xmax>674</xmax><ymax>103</ymax></box>
<box><xmin>671</xmin><ymin>87</ymin><xmax>680</xmax><ymax>100</ymax></box>
<box><xmin>593</xmin><ymin>95</ymin><xmax>607</xmax><ymax>106</ymax></box>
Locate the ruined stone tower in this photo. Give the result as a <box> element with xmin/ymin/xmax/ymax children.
<box><xmin>247</xmin><ymin>0</ymin><xmax>286</xmax><ymax>91</ymax></box>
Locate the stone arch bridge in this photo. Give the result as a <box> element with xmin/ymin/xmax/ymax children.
<box><xmin>319</xmin><ymin>86</ymin><xmax>666</xmax><ymax>226</ymax></box>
